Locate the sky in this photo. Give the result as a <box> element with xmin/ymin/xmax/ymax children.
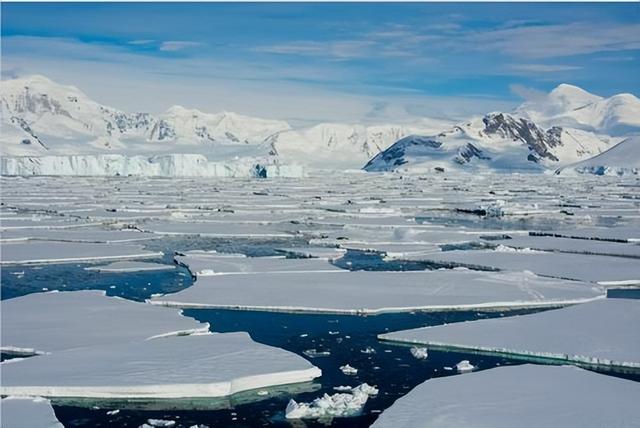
<box><xmin>2</xmin><ymin>2</ymin><xmax>639</xmax><ymax>125</ymax></box>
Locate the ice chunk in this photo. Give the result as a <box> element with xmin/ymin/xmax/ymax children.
<box><xmin>340</xmin><ymin>364</ymin><xmax>358</xmax><ymax>375</ymax></box>
<box><xmin>371</xmin><ymin>365</ymin><xmax>640</xmax><ymax>428</ymax></box>
<box><xmin>380</xmin><ymin>299</ymin><xmax>640</xmax><ymax>371</ymax></box>
<box><xmin>0</xmin><ymin>396</ymin><xmax>63</xmax><ymax>428</ymax></box>
<box><xmin>146</xmin><ymin>419</ymin><xmax>176</xmax><ymax>427</ymax></box>
<box><xmin>410</xmin><ymin>347</ymin><xmax>428</xmax><ymax>360</ymax></box>
<box><xmin>456</xmin><ymin>360</ymin><xmax>476</xmax><ymax>373</ymax></box>
<box><xmin>285</xmin><ymin>383</ymin><xmax>378</xmax><ymax>419</ymax></box>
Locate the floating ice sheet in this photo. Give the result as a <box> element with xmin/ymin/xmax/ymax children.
<box><xmin>0</xmin><ymin>241</ymin><xmax>163</xmax><ymax>265</ymax></box>
<box><xmin>150</xmin><ymin>269</ymin><xmax>602</xmax><ymax>314</ymax></box>
<box><xmin>175</xmin><ymin>252</ymin><xmax>344</xmax><ymax>276</ymax></box>
<box><xmin>139</xmin><ymin>221</ymin><xmax>296</xmax><ymax>238</ymax></box>
<box><xmin>379</xmin><ymin>299</ymin><xmax>640</xmax><ymax>370</ymax></box>
<box><xmin>1</xmin><ymin>396</ymin><xmax>63</xmax><ymax>428</ymax></box>
<box><xmin>491</xmin><ymin>235</ymin><xmax>640</xmax><ymax>258</ymax></box>
<box><xmin>416</xmin><ymin>249</ymin><xmax>640</xmax><ymax>285</ymax></box>
<box><xmin>275</xmin><ymin>246</ymin><xmax>347</xmax><ymax>259</ymax></box>
<box><xmin>532</xmin><ymin>226</ymin><xmax>640</xmax><ymax>243</ymax></box>
<box><xmin>1</xmin><ymin>332</ymin><xmax>321</xmax><ymax>399</ymax></box>
<box><xmin>0</xmin><ymin>228</ymin><xmax>157</xmax><ymax>244</ymax></box>
<box><xmin>370</xmin><ymin>365</ymin><xmax>640</xmax><ymax>428</ymax></box>
<box><xmin>1</xmin><ymin>290</ymin><xmax>206</xmax><ymax>355</ymax></box>
<box><xmin>85</xmin><ymin>261</ymin><xmax>175</xmax><ymax>273</ymax></box>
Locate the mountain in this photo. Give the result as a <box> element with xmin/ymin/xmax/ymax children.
<box><xmin>515</xmin><ymin>84</ymin><xmax>640</xmax><ymax>136</ymax></box>
<box><xmin>363</xmin><ymin>112</ymin><xmax>614</xmax><ymax>173</ymax></box>
<box><xmin>265</xmin><ymin>119</ymin><xmax>454</xmax><ymax>169</ymax></box>
<box><xmin>0</xmin><ymin>75</ymin><xmax>290</xmax><ymax>156</ymax></box>
<box><xmin>556</xmin><ymin>136</ymin><xmax>640</xmax><ymax>176</ymax></box>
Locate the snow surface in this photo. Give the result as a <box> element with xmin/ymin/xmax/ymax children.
<box><xmin>557</xmin><ymin>136</ymin><xmax>640</xmax><ymax>176</ymax></box>
<box><xmin>150</xmin><ymin>268</ymin><xmax>602</xmax><ymax>314</ymax></box>
<box><xmin>1</xmin><ymin>290</ymin><xmax>206</xmax><ymax>355</ymax></box>
<box><xmin>1</xmin><ymin>396</ymin><xmax>64</xmax><ymax>428</ymax></box>
<box><xmin>370</xmin><ymin>364</ymin><xmax>640</xmax><ymax>428</ymax></box>
<box><xmin>0</xmin><ymin>240</ymin><xmax>163</xmax><ymax>265</ymax></box>
<box><xmin>516</xmin><ymin>83</ymin><xmax>640</xmax><ymax>136</ymax></box>
<box><xmin>379</xmin><ymin>299</ymin><xmax>640</xmax><ymax>370</ymax></box>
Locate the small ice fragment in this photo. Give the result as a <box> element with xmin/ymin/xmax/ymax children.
<box><xmin>146</xmin><ymin>419</ymin><xmax>176</xmax><ymax>427</ymax></box>
<box><xmin>257</xmin><ymin>390</ymin><xmax>269</xmax><ymax>396</ymax></box>
<box><xmin>456</xmin><ymin>360</ymin><xmax>476</xmax><ymax>373</ymax></box>
<box><xmin>333</xmin><ymin>385</ymin><xmax>353</xmax><ymax>392</ymax></box>
<box><xmin>410</xmin><ymin>347</ymin><xmax>429</xmax><ymax>360</ymax></box>
<box><xmin>107</xmin><ymin>409</ymin><xmax>120</xmax><ymax>415</ymax></box>
<box><xmin>444</xmin><ymin>366</ymin><xmax>453</xmax><ymax>371</ymax></box>
<box><xmin>360</xmin><ymin>346</ymin><xmax>376</xmax><ymax>354</ymax></box>
<box><xmin>329</xmin><ymin>331</ymin><xmax>340</xmax><ymax>335</ymax></box>
<box><xmin>285</xmin><ymin>383</ymin><xmax>378</xmax><ymax>419</ymax></box>
<box><xmin>340</xmin><ymin>364</ymin><xmax>358</xmax><ymax>375</ymax></box>
<box><xmin>300</xmin><ymin>334</ymin><xmax>308</xmax><ymax>338</ymax></box>
<box><xmin>303</xmin><ymin>348</ymin><xmax>331</xmax><ymax>358</ymax></box>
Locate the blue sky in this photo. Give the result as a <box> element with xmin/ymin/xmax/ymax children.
<box><xmin>2</xmin><ymin>2</ymin><xmax>639</xmax><ymax>124</ymax></box>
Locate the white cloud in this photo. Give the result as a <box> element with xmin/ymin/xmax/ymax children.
<box><xmin>509</xmin><ymin>63</ymin><xmax>582</xmax><ymax>73</ymax></box>
<box><xmin>159</xmin><ymin>40</ymin><xmax>204</xmax><ymax>52</ymax></box>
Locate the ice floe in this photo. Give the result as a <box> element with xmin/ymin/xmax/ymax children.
<box><xmin>150</xmin><ymin>269</ymin><xmax>603</xmax><ymax>314</ymax></box>
<box><xmin>491</xmin><ymin>235</ymin><xmax>640</xmax><ymax>258</ymax></box>
<box><xmin>0</xmin><ymin>396</ymin><xmax>64</xmax><ymax>428</ymax></box>
<box><xmin>85</xmin><ymin>261</ymin><xmax>175</xmax><ymax>273</ymax></box>
<box><xmin>1</xmin><ymin>332</ymin><xmax>321</xmax><ymax>399</ymax></box>
<box><xmin>1</xmin><ymin>241</ymin><xmax>162</xmax><ymax>265</ymax></box>
<box><xmin>417</xmin><ymin>249</ymin><xmax>640</xmax><ymax>285</ymax></box>
<box><xmin>380</xmin><ymin>299</ymin><xmax>640</xmax><ymax>371</ymax></box>
<box><xmin>371</xmin><ymin>365</ymin><xmax>640</xmax><ymax>428</ymax></box>
<box><xmin>1</xmin><ymin>290</ymin><xmax>206</xmax><ymax>355</ymax></box>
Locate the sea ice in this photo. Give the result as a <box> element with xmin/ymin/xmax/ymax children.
<box><xmin>379</xmin><ymin>299</ymin><xmax>640</xmax><ymax>371</ymax></box>
<box><xmin>0</xmin><ymin>396</ymin><xmax>64</xmax><ymax>428</ymax></box>
<box><xmin>456</xmin><ymin>360</ymin><xmax>476</xmax><ymax>373</ymax></box>
<box><xmin>0</xmin><ymin>241</ymin><xmax>163</xmax><ymax>265</ymax></box>
<box><xmin>416</xmin><ymin>249</ymin><xmax>640</xmax><ymax>285</ymax></box>
<box><xmin>1</xmin><ymin>332</ymin><xmax>321</xmax><ymax>399</ymax></box>
<box><xmin>370</xmin><ymin>365</ymin><xmax>640</xmax><ymax>428</ymax></box>
<box><xmin>150</xmin><ymin>269</ymin><xmax>602</xmax><ymax>314</ymax></box>
<box><xmin>285</xmin><ymin>383</ymin><xmax>378</xmax><ymax>419</ymax></box>
<box><xmin>491</xmin><ymin>235</ymin><xmax>640</xmax><ymax>258</ymax></box>
<box><xmin>410</xmin><ymin>347</ymin><xmax>428</xmax><ymax>360</ymax></box>
<box><xmin>85</xmin><ymin>261</ymin><xmax>175</xmax><ymax>273</ymax></box>
<box><xmin>1</xmin><ymin>290</ymin><xmax>206</xmax><ymax>355</ymax></box>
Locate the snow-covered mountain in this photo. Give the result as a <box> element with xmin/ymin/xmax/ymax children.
<box><xmin>0</xmin><ymin>75</ymin><xmax>290</xmax><ymax>156</ymax></box>
<box><xmin>363</xmin><ymin>83</ymin><xmax>640</xmax><ymax>174</ymax></box>
<box><xmin>515</xmin><ymin>84</ymin><xmax>640</xmax><ymax>137</ymax></box>
<box><xmin>265</xmin><ymin>119</ymin><xmax>454</xmax><ymax>169</ymax></box>
<box><xmin>556</xmin><ymin>136</ymin><xmax>640</xmax><ymax>176</ymax></box>
<box><xmin>364</xmin><ymin>112</ymin><xmax>615</xmax><ymax>173</ymax></box>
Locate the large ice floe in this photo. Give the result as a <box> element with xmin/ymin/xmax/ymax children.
<box><xmin>1</xmin><ymin>396</ymin><xmax>64</xmax><ymax>428</ymax></box>
<box><xmin>285</xmin><ymin>383</ymin><xmax>379</xmax><ymax>419</ymax></box>
<box><xmin>151</xmin><ymin>265</ymin><xmax>602</xmax><ymax>314</ymax></box>
<box><xmin>0</xmin><ymin>241</ymin><xmax>162</xmax><ymax>265</ymax></box>
<box><xmin>1</xmin><ymin>291</ymin><xmax>321</xmax><ymax>399</ymax></box>
<box><xmin>490</xmin><ymin>235</ymin><xmax>640</xmax><ymax>258</ymax></box>
<box><xmin>1</xmin><ymin>332</ymin><xmax>321</xmax><ymax>399</ymax></box>
<box><xmin>370</xmin><ymin>365</ymin><xmax>640</xmax><ymax>428</ymax></box>
<box><xmin>1</xmin><ymin>290</ymin><xmax>207</xmax><ymax>355</ymax></box>
<box><xmin>174</xmin><ymin>251</ymin><xmax>344</xmax><ymax>277</ymax></box>
<box><xmin>379</xmin><ymin>299</ymin><xmax>640</xmax><ymax>372</ymax></box>
<box><xmin>415</xmin><ymin>249</ymin><xmax>640</xmax><ymax>285</ymax></box>
<box><xmin>85</xmin><ymin>261</ymin><xmax>175</xmax><ymax>273</ymax></box>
